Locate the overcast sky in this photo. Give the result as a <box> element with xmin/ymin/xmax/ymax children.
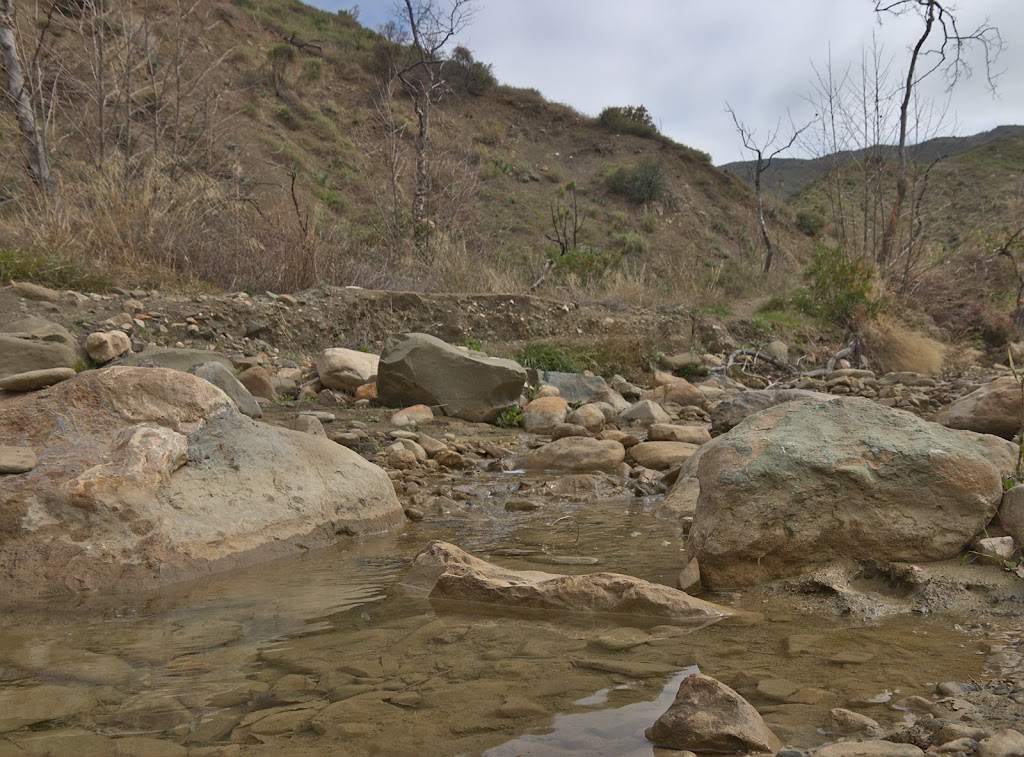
<box><xmin>310</xmin><ymin>0</ymin><xmax>1024</xmax><ymax>164</ymax></box>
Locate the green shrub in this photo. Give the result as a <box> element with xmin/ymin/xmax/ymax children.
<box><xmin>495</xmin><ymin>404</ymin><xmax>525</xmax><ymax>428</ymax></box>
<box><xmin>516</xmin><ymin>344</ymin><xmax>594</xmax><ymax>373</ymax></box>
<box><xmin>301</xmin><ymin>57</ymin><xmax>324</xmax><ymax>82</ymax></box>
<box><xmin>0</xmin><ymin>247</ymin><xmax>113</xmax><ymax>291</ymax></box>
<box><xmin>607</xmin><ymin>157</ymin><xmax>665</xmax><ymax>205</ymax></box>
<box><xmin>612</xmin><ymin>231</ymin><xmax>649</xmax><ymax>255</ymax></box>
<box><xmin>795</xmin><ymin>210</ymin><xmax>825</xmax><ymax>237</ymax></box>
<box><xmin>598</xmin><ymin>105</ymin><xmax>659</xmax><ymax>139</ymax></box>
<box><xmin>793</xmin><ymin>244</ymin><xmax>883</xmax><ymax>326</ymax></box>
<box><xmin>552</xmin><ymin>244</ymin><xmax>622</xmax><ymax>283</ymax></box>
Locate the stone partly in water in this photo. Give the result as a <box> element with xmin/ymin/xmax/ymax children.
<box><xmin>403</xmin><ymin>541</ymin><xmax>737</xmax><ymax>621</ymax></box>
<box><xmin>523</xmin><ymin>437</ymin><xmax>626</xmax><ymax>473</ymax></box>
<box><xmin>0</xmin><ymin>367</ymin><xmax>404</xmax><ymax>597</ymax></box>
<box><xmin>377</xmin><ymin>333</ymin><xmax>526</xmax><ymax>423</ymax></box>
<box><xmin>628</xmin><ymin>441</ymin><xmax>700</xmax><ymax>471</ymax></box>
<box><xmin>689</xmin><ymin>396</ymin><xmax>1002</xmax><ymax>588</ymax></box>
<box><xmin>645</xmin><ymin>673</ymin><xmax>782</xmax><ymax>753</ymax></box>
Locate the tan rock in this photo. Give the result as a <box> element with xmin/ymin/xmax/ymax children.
<box><xmin>643</xmin><ymin>379</ymin><xmax>707</xmax><ymax>409</ymax></box>
<box><xmin>0</xmin><ymin>446</ymin><xmax>36</xmax><ymax>474</ymax></box>
<box><xmin>645</xmin><ymin>673</ymin><xmax>782</xmax><ymax>753</ymax></box>
<box><xmin>524</xmin><ymin>437</ymin><xmax>625</xmax><ymax>472</ymax></box>
<box><xmin>9</xmin><ymin>282</ymin><xmax>60</xmax><ymax>302</ymax></box>
<box><xmin>629</xmin><ymin>441</ymin><xmax>699</xmax><ymax>470</ymax></box>
<box><xmin>566</xmin><ymin>403</ymin><xmax>606</xmax><ymax>433</ymax></box>
<box><xmin>0</xmin><ymin>316</ymin><xmax>81</xmax><ymax>379</ymax></box>
<box><xmin>85</xmin><ymin>331</ymin><xmax>132</xmax><ymax>365</ymax></box>
<box><xmin>815</xmin><ymin>741</ymin><xmax>924</xmax><ymax>757</ymax></box>
<box><xmin>934</xmin><ymin>376</ymin><xmax>1022</xmax><ymax>438</ymax></box>
<box><xmin>0</xmin><ymin>367</ymin><xmax>77</xmax><ymax>392</ymax></box>
<box><xmin>404</xmin><ymin>541</ymin><xmax>736</xmax><ymax>620</ymax></box>
<box><xmin>392</xmin><ymin>404</ymin><xmax>434</xmax><ymax>427</ymax></box>
<box><xmin>237</xmin><ymin>366</ymin><xmax>276</xmax><ymax>401</ymax></box>
<box><xmin>523</xmin><ymin>396</ymin><xmax>568</xmax><ymax>434</ymax></box>
<box><xmin>648</xmin><ymin>423</ymin><xmax>711</xmax><ymax>445</ymax></box>
<box><xmin>315</xmin><ymin>348</ymin><xmax>379</xmax><ymax>392</ymax></box>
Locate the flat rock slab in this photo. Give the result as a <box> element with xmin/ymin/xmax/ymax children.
<box><xmin>403</xmin><ymin>541</ymin><xmax>736</xmax><ymax>622</ymax></box>
<box><xmin>0</xmin><ymin>368</ymin><xmax>77</xmax><ymax>392</ymax></box>
<box><xmin>0</xmin><ymin>446</ymin><xmax>36</xmax><ymax>474</ymax></box>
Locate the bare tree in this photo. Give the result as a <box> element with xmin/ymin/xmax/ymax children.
<box><xmin>0</xmin><ymin>0</ymin><xmax>56</xmax><ymax>197</ymax></box>
<box><xmin>874</xmin><ymin>0</ymin><xmax>1003</xmax><ymax>267</ymax></box>
<box><xmin>393</xmin><ymin>0</ymin><xmax>474</xmax><ymax>243</ymax></box>
<box><xmin>726</xmin><ymin>103</ymin><xmax>814</xmax><ymax>272</ymax></box>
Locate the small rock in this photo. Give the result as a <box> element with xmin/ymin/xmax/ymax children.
<box><xmin>392</xmin><ymin>404</ymin><xmax>434</xmax><ymax>427</ymax></box>
<box><xmin>0</xmin><ymin>446</ymin><xmax>36</xmax><ymax>474</ymax></box>
<box><xmin>0</xmin><ymin>367</ymin><xmax>77</xmax><ymax>392</ymax></box>
<box><xmin>85</xmin><ymin>331</ymin><xmax>132</xmax><ymax>364</ymax></box>
<box><xmin>978</xmin><ymin>729</ymin><xmax>1024</xmax><ymax>757</ymax></box>
<box><xmin>9</xmin><ymin>282</ymin><xmax>60</xmax><ymax>302</ymax></box>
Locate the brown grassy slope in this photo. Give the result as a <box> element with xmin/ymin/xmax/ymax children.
<box><xmin>0</xmin><ymin>0</ymin><xmax>814</xmax><ymax>304</ymax></box>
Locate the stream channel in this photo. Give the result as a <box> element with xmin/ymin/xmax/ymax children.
<box><xmin>1</xmin><ymin>461</ymin><xmax>1022</xmax><ymax>756</ymax></box>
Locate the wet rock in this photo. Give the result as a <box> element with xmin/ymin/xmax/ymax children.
<box><xmin>0</xmin><ymin>685</ymin><xmax>97</xmax><ymax>732</ymax></box>
<box><xmin>496</xmin><ymin>696</ymin><xmax>548</xmax><ymax>718</ymax></box>
<box><xmin>403</xmin><ymin>541</ymin><xmax>737</xmax><ymax>621</ymax></box>
<box><xmin>0</xmin><ymin>367</ymin><xmax>77</xmax><ymax>392</ymax></box>
<box><xmin>0</xmin><ymin>316</ymin><xmax>81</xmax><ymax>379</ymax></box>
<box><xmin>85</xmin><ymin>331</ymin><xmax>132</xmax><ymax>364</ymax></box>
<box><xmin>524</xmin><ymin>437</ymin><xmax>625</xmax><ymax>472</ymax></box>
<box><xmin>648</xmin><ymin>423</ymin><xmax>711</xmax><ymax>445</ymax></box>
<box><xmin>978</xmin><ymin>729</ymin><xmax>1024</xmax><ymax>757</ymax></box>
<box><xmin>645</xmin><ymin>673</ymin><xmax>782</xmax><ymax>753</ymax></box>
<box><xmin>315</xmin><ymin>348</ymin><xmax>379</xmax><ymax>392</ymax></box>
<box><xmin>378</xmin><ymin>333</ymin><xmax>525</xmax><ymax>423</ymax></box>
<box><xmin>593</xmin><ymin>628</ymin><xmax>651</xmax><ymax>651</ymax></box>
<box><xmin>710</xmin><ymin>389</ymin><xmax>830</xmax><ymax>435</ymax></box>
<box><xmin>628</xmin><ymin>441</ymin><xmax>699</xmax><ymax>470</ymax></box>
<box><xmin>236</xmin><ymin>701</ymin><xmax>325</xmax><ymax>736</ymax></box>
<box><xmin>188</xmin><ymin>362</ymin><xmax>262</xmax><ymax>418</ymax></box>
<box><xmin>0</xmin><ymin>446</ymin><xmax>36</xmax><ymax>474</ymax></box>
<box><xmin>825</xmin><ymin>708</ymin><xmax>885</xmax><ymax>738</ymax></box>
<box><xmin>689</xmin><ymin>397</ymin><xmax>1002</xmax><ymax>588</ymax></box>
<box><xmin>935</xmin><ymin>376</ymin><xmax>1022</xmax><ymax>439</ymax></box>
<box><xmin>677</xmin><ymin>558</ymin><xmax>700</xmax><ymax>592</ymax></box>
<box><xmin>112</xmin><ymin>736</ymin><xmax>187</xmax><ymax>756</ymax></box>
<box><xmin>814</xmin><ymin>742</ymin><xmax>924</xmax><ymax>756</ymax></box>
<box><xmin>0</xmin><ymin>367</ymin><xmax>403</xmax><ymax>597</ymax></box>
<box><xmin>523</xmin><ymin>396</ymin><xmax>568</xmax><ymax>434</ymax></box>
<box><xmin>434</xmin><ymin>449</ymin><xmax>470</xmax><ymax>469</ymax></box>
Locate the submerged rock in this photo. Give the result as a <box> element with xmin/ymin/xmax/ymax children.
<box><xmin>645</xmin><ymin>673</ymin><xmax>782</xmax><ymax>753</ymax></box>
<box><xmin>403</xmin><ymin>541</ymin><xmax>736</xmax><ymax>621</ymax></box>
<box><xmin>690</xmin><ymin>396</ymin><xmax>1002</xmax><ymax>588</ymax></box>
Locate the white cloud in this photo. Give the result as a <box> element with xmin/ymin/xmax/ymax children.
<box><xmin>316</xmin><ymin>0</ymin><xmax>1024</xmax><ymax>163</ymax></box>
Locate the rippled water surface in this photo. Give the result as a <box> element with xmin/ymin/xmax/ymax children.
<box><xmin>0</xmin><ymin>476</ymin><xmax>1016</xmax><ymax>756</ymax></box>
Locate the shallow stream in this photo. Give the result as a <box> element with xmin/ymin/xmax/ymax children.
<box><xmin>0</xmin><ymin>469</ymin><xmax>1020</xmax><ymax>756</ymax></box>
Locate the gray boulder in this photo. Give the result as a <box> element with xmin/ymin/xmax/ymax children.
<box><xmin>710</xmin><ymin>388</ymin><xmax>831</xmax><ymax>435</ymax></box>
<box><xmin>188</xmin><ymin>361</ymin><xmax>263</xmax><ymax>418</ymax></box>
<box><xmin>528</xmin><ymin>370</ymin><xmax>608</xmax><ymax>405</ymax></box>
<box><xmin>0</xmin><ymin>317</ymin><xmax>81</xmax><ymax>379</ymax></box>
<box><xmin>933</xmin><ymin>376</ymin><xmax>1022</xmax><ymax>439</ymax></box>
<box><xmin>690</xmin><ymin>396</ymin><xmax>1002</xmax><ymax>588</ymax></box>
<box><xmin>377</xmin><ymin>333</ymin><xmax>526</xmax><ymax>423</ymax></box>
<box><xmin>0</xmin><ymin>367</ymin><xmax>403</xmax><ymax>597</ymax></box>
<box><xmin>118</xmin><ymin>346</ymin><xmax>233</xmax><ymax>373</ymax></box>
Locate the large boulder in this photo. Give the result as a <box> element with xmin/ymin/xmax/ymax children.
<box><xmin>689</xmin><ymin>397</ymin><xmax>1002</xmax><ymax>588</ymax></box>
<box><xmin>315</xmin><ymin>348</ymin><xmax>379</xmax><ymax>392</ymax></box>
<box><xmin>933</xmin><ymin>376</ymin><xmax>1022</xmax><ymax>439</ymax></box>
<box><xmin>523</xmin><ymin>437</ymin><xmax>625</xmax><ymax>473</ymax></box>
<box><xmin>0</xmin><ymin>367</ymin><xmax>403</xmax><ymax>597</ymax></box>
<box><xmin>645</xmin><ymin>673</ymin><xmax>782</xmax><ymax>753</ymax></box>
<box><xmin>0</xmin><ymin>317</ymin><xmax>81</xmax><ymax>379</ymax></box>
<box><xmin>710</xmin><ymin>388</ymin><xmax>830</xmax><ymax>435</ymax></box>
<box><xmin>403</xmin><ymin>541</ymin><xmax>737</xmax><ymax>621</ymax></box>
<box><xmin>377</xmin><ymin>333</ymin><xmax>526</xmax><ymax>423</ymax></box>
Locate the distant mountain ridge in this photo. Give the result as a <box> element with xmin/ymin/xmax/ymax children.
<box><xmin>719</xmin><ymin>125</ymin><xmax>1024</xmax><ymax>199</ymax></box>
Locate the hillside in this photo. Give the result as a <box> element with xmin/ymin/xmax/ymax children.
<box><xmin>0</xmin><ymin>0</ymin><xmax>813</xmax><ymax>305</ymax></box>
<box><xmin>719</xmin><ymin>125</ymin><xmax>1024</xmax><ymax>200</ymax></box>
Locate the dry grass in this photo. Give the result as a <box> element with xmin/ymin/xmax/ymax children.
<box><xmin>860</xmin><ymin>317</ymin><xmax>947</xmax><ymax>375</ymax></box>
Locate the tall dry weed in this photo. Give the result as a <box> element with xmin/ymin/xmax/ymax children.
<box><xmin>859</xmin><ymin>317</ymin><xmax>946</xmax><ymax>375</ymax></box>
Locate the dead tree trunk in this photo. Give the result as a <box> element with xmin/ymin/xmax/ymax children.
<box><xmin>0</xmin><ymin>0</ymin><xmax>56</xmax><ymax>197</ymax></box>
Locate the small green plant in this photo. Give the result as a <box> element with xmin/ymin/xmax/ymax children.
<box><xmin>516</xmin><ymin>344</ymin><xmax>594</xmax><ymax>373</ymax></box>
<box><xmin>356</xmin><ymin>344</ymin><xmax>373</xmax><ymax>353</ymax></box>
<box><xmin>495</xmin><ymin>405</ymin><xmax>525</xmax><ymax>428</ymax></box>
<box><xmin>301</xmin><ymin>57</ymin><xmax>324</xmax><ymax>83</ymax></box>
<box><xmin>463</xmin><ymin>337</ymin><xmax>484</xmax><ymax>352</ymax></box>
<box><xmin>642</xmin><ymin>346</ymin><xmax>665</xmax><ymax>372</ymax></box>
<box><xmin>598</xmin><ymin>105</ymin><xmax>659</xmax><ymax>139</ymax></box>
<box><xmin>606</xmin><ymin>157</ymin><xmax>665</xmax><ymax>205</ymax></box>
<box><xmin>792</xmin><ymin>243</ymin><xmax>883</xmax><ymax>327</ymax></box>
